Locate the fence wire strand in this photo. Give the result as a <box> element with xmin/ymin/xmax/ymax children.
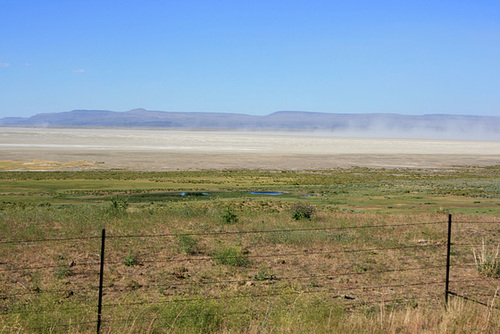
<box><xmin>0</xmin><ymin>221</ymin><xmax>447</xmax><ymax>245</ymax></box>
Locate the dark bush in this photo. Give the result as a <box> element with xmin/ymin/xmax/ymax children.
<box><xmin>291</xmin><ymin>202</ymin><xmax>316</xmax><ymax>220</ymax></box>
<box><xmin>221</xmin><ymin>207</ymin><xmax>238</xmax><ymax>224</ymax></box>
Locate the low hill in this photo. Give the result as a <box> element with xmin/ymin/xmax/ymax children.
<box><xmin>1</xmin><ymin>109</ymin><xmax>499</xmax><ymax>140</ymax></box>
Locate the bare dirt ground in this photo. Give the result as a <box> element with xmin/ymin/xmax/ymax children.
<box><xmin>1</xmin><ymin>127</ymin><xmax>499</xmax><ymax>170</ymax></box>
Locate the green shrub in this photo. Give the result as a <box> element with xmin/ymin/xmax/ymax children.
<box><xmin>177</xmin><ymin>234</ymin><xmax>200</xmax><ymax>255</ymax></box>
<box><xmin>212</xmin><ymin>246</ymin><xmax>249</xmax><ymax>267</ymax></box>
<box><xmin>221</xmin><ymin>207</ymin><xmax>238</xmax><ymax>224</ymax></box>
<box><xmin>254</xmin><ymin>269</ymin><xmax>276</xmax><ymax>281</ymax></box>
<box><xmin>109</xmin><ymin>197</ymin><xmax>129</xmax><ymax>216</ymax></box>
<box><xmin>291</xmin><ymin>202</ymin><xmax>316</xmax><ymax>220</ymax></box>
<box><xmin>123</xmin><ymin>250</ymin><xmax>140</xmax><ymax>267</ymax></box>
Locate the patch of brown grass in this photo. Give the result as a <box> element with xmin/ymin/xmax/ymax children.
<box><xmin>0</xmin><ymin>159</ymin><xmax>99</xmax><ymax>171</ymax></box>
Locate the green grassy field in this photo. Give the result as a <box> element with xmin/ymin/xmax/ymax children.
<box><xmin>2</xmin><ymin>166</ymin><xmax>499</xmax><ymax>215</ymax></box>
<box><xmin>1</xmin><ymin>167</ymin><xmax>499</xmax><ymax>333</ymax></box>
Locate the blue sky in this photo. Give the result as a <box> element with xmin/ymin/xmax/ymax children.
<box><xmin>1</xmin><ymin>0</ymin><xmax>499</xmax><ymax>118</ymax></box>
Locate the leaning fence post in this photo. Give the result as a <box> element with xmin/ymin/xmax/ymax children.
<box><xmin>97</xmin><ymin>229</ymin><xmax>106</xmax><ymax>334</ymax></box>
<box><xmin>445</xmin><ymin>214</ymin><xmax>452</xmax><ymax>307</ymax></box>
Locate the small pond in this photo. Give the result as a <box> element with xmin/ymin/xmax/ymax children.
<box><xmin>180</xmin><ymin>192</ymin><xmax>210</xmax><ymax>196</ymax></box>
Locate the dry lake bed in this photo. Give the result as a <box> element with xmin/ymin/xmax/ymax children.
<box><xmin>0</xmin><ymin>127</ymin><xmax>499</xmax><ymax>171</ymax></box>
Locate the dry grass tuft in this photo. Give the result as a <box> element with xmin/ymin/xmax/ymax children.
<box><xmin>473</xmin><ymin>240</ymin><xmax>500</xmax><ymax>278</ymax></box>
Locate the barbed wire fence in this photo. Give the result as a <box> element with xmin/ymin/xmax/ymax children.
<box><xmin>1</xmin><ymin>215</ymin><xmax>499</xmax><ymax>333</ymax></box>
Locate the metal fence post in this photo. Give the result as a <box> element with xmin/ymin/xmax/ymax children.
<box><xmin>445</xmin><ymin>214</ymin><xmax>452</xmax><ymax>307</ymax></box>
<box><xmin>97</xmin><ymin>229</ymin><xmax>106</xmax><ymax>334</ymax></box>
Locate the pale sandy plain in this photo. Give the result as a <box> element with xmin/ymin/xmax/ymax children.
<box><xmin>0</xmin><ymin>127</ymin><xmax>499</xmax><ymax>171</ymax></box>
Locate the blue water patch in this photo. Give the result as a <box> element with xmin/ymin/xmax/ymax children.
<box><xmin>180</xmin><ymin>192</ymin><xmax>210</xmax><ymax>196</ymax></box>
<box><xmin>250</xmin><ymin>192</ymin><xmax>284</xmax><ymax>196</ymax></box>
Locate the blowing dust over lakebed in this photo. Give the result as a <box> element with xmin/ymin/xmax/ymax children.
<box><xmin>0</xmin><ymin>127</ymin><xmax>499</xmax><ymax>170</ymax></box>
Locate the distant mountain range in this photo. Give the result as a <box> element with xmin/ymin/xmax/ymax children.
<box><xmin>1</xmin><ymin>109</ymin><xmax>499</xmax><ymax>140</ymax></box>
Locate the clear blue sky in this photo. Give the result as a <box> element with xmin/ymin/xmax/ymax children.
<box><xmin>1</xmin><ymin>0</ymin><xmax>499</xmax><ymax>118</ymax></box>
